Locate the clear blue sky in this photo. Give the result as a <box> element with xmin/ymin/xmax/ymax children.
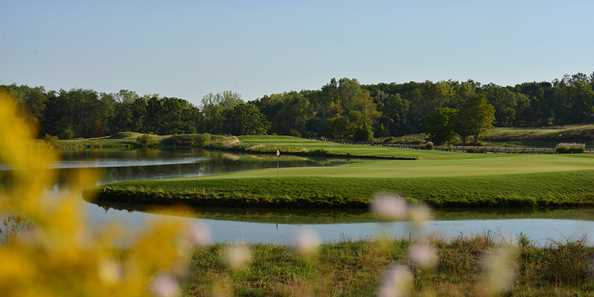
<box><xmin>2</xmin><ymin>0</ymin><xmax>594</xmax><ymax>104</ymax></box>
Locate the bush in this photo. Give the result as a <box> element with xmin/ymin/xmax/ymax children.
<box><xmin>540</xmin><ymin>240</ymin><xmax>591</xmax><ymax>285</ymax></box>
<box><xmin>59</xmin><ymin>127</ymin><xmax>75</xmax><ymax>139</ymax></box>
<box><xmin>136</xmin><ymin>134</ymin><xmax>160</xmax><ymax>148</ymax></box>
<box><xmin>288</xmin><ymin>129</ymin><xmax>302</xmax><ymax>137</ymax></box>
<box><xmin>419</xmin><ymin>141</ymin><xmax>434</xmax><ymax>150</ymax></box>
<box><xmin>161</xmin><ymin>134</ymin><xmax>212</xmax><ymax>148</ymax></box>
<box><xmin>353</xmin><ymin>125</ymin><xmax>374</xmax><ymax>143</ymax></box>
<box><xmin>465</xmin><ymin>147</ymin><xmax>486</xmax><ymax>153</ymax></box>
<box><xmin>112</xmin><ymin>131</ymin><xmax>141</xmax><ymax>139</ymax></box>
<box><xmin>555</xmin><ymin>143</ymin><xmax>585</xmax><ymax>154</ymax></box>
<box><xmin>43</xmin><ymin>134</ymin><xmax>59</xmax><ymax>146</ymax></box>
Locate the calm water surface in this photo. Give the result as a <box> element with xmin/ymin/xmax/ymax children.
<box><xmin>57</xmin><ymin>150</ymin><xmax>594</xmax><ymax>246</ymax></box>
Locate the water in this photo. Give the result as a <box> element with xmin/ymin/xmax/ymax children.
<box><xmin>88</xmin><ymin>202</ymin><xmax>594</xmax><ymax>246</ymax></box>
<box><xmin>36</xmin><ymin>150</ymin><xmax>594</xmax><ymax>246</ymax></box>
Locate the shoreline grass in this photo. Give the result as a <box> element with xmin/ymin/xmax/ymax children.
<box><xmin>184</xmin><ymin>237</ymin><xmax>594</xmax><ymax>297</ymax></box>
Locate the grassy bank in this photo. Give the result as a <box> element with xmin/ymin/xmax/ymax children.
<box><xmin>482</xmin><ymin>124</ymin><xmax>594</xmax><ymax>146</ymax></box>
<box><xmin>378</xmin><ymin>124</ymin><xmax>594</xmax><ymax>147</ymax></box>
<box><xmin>53</xmin><ymin>132</ymin><xmax>147</xmax><ymax>151</ymax></box>
<box><xmin>94</xmin><ymin>154</ymin><xmax>594</xmax><ymax>208</ymax></box>
<box><xmin>184</xmin><ymin>237</ymin><xmax>594</xmax><ymax>297</ymax></box>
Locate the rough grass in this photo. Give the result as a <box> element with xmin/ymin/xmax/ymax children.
<box><xmin>183</xmin><ymin>237</ymin><xmax>594</xmax><ymax>297</ymax></box>
<box><xmin>54</xmin><ymin>131</ymin><xmax>166</xmax><ymax>151</ymax></box>
<box><xmin>379</xmin><ymin>125</ymin><xmax>594</xmax><ymax>147</ymax></box>
<box><xmin>483</xmin><ymin>124</ymin><xmax>594</xmax><ymax>146</ymax></box>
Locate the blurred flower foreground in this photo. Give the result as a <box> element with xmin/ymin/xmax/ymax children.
<box><xmin>0</xmin><ymin>92</ymin><xmax>210</xmax><ymax>297</ymax></box>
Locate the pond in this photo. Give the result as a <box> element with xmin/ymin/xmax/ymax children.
<box><xmin>58</xmin><ymin>150</ymin><xmax>594</xmax><ymax>246</ymax></box>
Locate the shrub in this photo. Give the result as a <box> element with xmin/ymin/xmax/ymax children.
<box><xmin>160</xmin><ymin>134</ymin><xmax>212</xmax><ymax>148</ymax></box>
<box><xmin>136</xmin><ymin>134</ymin><xmax>160</xmax><ymax>148</ymax></box>
<box><xmin>43</xmin><ymin>134</ymin><xmax>59</xmax><ymax>146</ymax></box>
<box><xmin>288</xmin><ymin>129</ymin><xmax>302</xmax><ymax>137</ymax></box>
<box><xmin>540</xmin><ymin>240</ymin><xmax>591</xmax><ymax>285</ymax></box>
<box><xmin>59</xmin><ymin>127</ymin><xmax>75</xmax><ymax>139</ymax></box>
<box><xmin>353</xmin><ymin>125</ymin><xmax>374</xmax><ymax>143</ymax></box>
<box><xmin>419</xmin><ymin>141</ymin><xmax>434</xmax><ymax>150</ymax></box>
<box><xmin>465</xmin><ymin>147</ymin><xmax>486</xmax><ymax>153</ymax></box>
<box><xmin>555</xmin><ymin>143</ymin><xmax>585</xmax><ymax>154</ymax></box>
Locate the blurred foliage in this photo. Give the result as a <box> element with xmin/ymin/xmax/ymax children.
<box><xmin>0</xmin><ymin>91</ymin><xmax>193</xmax><ymax>297</ymax></box>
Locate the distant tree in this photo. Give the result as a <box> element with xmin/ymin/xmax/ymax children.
<box><xmin>551</xmin><ymin>75</ymin><xmax>594</xmax><ymax>124</ymax></box>
<box><xmin>353</xmin><ymin>123</ymin><xmax>374</xmax><ymax>142</ymax></box>
<box><xmin>223</xmin><ymin>103</ymin><xmax>270</xmax><ymax>135</ymax></box>
<box><xmin>5</xmin><ymin>70</ymin><xmax>594</xmax><ymax>140</ymax></box>
<box><xmin>455</xmin><ymin>95</ymin><xmax>495</xmax><ymax>144</ymax></box>
<box><xmin>142</xmin><ymin>96</ymin><xmax>200</xmax><ymax>134</ymax></box>
<box><xmin>424</xmin><ymin>107</ymin><xmax>458</xmax><ymax>145</ymax></box>
<box><xmin>373</xmin><ymin>93</ymin><xmax>410</xmax><ymax>137</ymax></box>
<box><xmin>255</xmin><ymin>92</ymin><xmax>313</xmax><ymax>136</ymax></box>
<box><xmin>201</xmin><ymin>91</ymin><xmax>243</xmax><ymax>133</ymax></box>
<box><xmin>115</xmin><ymin>89</ymin><xmax>139</xmax><ymax>103</ymax></box>
<box><xmin>321</xmin><ymin>78</ymin><xmax>381</xmax><ymax>141</ymax></box>
<box><xmin>111</xmin><ymin>104</ymin><xmax>132</xmax><ymax>133</ymax></box>
<box><xmin>482</xmin><ymin>84</ymin><xmax>529</xmax><ymax>126</ymax></box>
<box><xmin>41</xmin><ymin>89</ymin><xmax>113</xmax><ymax>138</ymax></box>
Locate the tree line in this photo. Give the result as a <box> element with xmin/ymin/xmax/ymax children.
<box><xmin>2</xmin><ymin>71</ymin><xmax>594</xmax><ymax>144</ymax></box>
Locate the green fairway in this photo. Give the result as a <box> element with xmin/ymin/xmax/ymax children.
<box><xmin>94</xmin><ymin>142</ymin><xmax>594</xmax><ymax>208</ymax></box>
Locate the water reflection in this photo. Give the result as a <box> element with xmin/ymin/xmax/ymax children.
<box><xmin>55</xmin><ymin>149</ymin><xmax>348</xmax><ymax>183</ymax></box>
<box><xmin>87</xmin><ymin>202</ymin><xmax>594</xmax><ymax>246</ymax></box>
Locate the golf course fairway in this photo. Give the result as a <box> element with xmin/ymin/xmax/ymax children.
<box><xmin>92</xmin><ymin>137</ymin><xmax>594</xmax><ymax>209</ymax></box>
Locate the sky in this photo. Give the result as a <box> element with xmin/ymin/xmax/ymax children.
<box><xmin>1</xmin><ymin>0</ymin><xmax>594</xmax><ymax>104</ymax></box>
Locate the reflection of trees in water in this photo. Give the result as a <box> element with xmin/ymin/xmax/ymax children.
<box><xmin>101</xmin><ymin>163</ymin><xmax>202</xmax><ymax>182</ymax></box>
<box><xmin>61</xmin><ymin>149</ymin><xmax>200</xmax><ymax>161</ymax></box>
<box><xmin>55</xmin><ymin>157</ymin><xmax>347</xmax><ymax>184</ymax></box>
<box><xmin>3</xmin><ymin>149</ymin><xmax>348</xmax><ymax>188</ymax></box>
<box><xmin>93</xmin><ymin>200</ymin><xmax>372</xmax><ymax>224</ymax></box>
